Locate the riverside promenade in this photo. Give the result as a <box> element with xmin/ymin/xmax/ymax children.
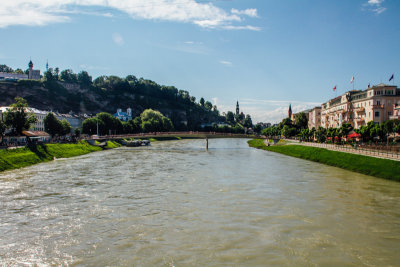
<box><xmin>281</xmin><ymin>139</ymin><xmax>400</xmax><ymax>162</ymax></box>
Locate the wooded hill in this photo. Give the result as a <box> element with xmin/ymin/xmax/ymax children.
<box><xmin>0</xmin><ymin>70</ymin><xmax>223</xmax><ymax>131</ymax></box>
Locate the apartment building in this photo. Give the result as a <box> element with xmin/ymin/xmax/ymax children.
<box><xmin>308</xmin><ymin>106</ymin><xmax>321</xmax><ymax>129</ymax></box>
<box><xmin>321</xmin><ymin>83</ymin><xmax>400</xmax><ymax>129</ymax></box>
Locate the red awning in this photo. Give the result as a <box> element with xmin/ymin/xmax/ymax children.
<box><xmin>347</xmin><ymin>132</ymin><xmax>361</xmax><ymax>139</ymax></box>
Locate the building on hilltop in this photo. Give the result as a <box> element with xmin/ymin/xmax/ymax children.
<box><xmin>27</xmin><ymin>60</ymin><xmax>40</xmax><ymax>80</ymax></box>
<box><xmin>288</xmin><ymin>104</ymin><xmax>292</xmax><ymax>120</ymax></box>
<box><xmin>0</xmin><ymin>59</ymin><xmax>41</xmax><ymax>81</ymax></box>
<box><xmin>113</xmin><ymin>108</ymin><xmax>132</xmax><ymax>122</ymax></box>
<box><xmin>321</xmin><ymin>83</ymin><xmax>400</xmax><ymax>129</ymax></box>
<box><xmin>236</xmin><ymin>101</ymin><xmax>240</xmax><ymax>116</ymax></box>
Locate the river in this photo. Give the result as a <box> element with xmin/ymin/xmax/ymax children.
<box><xmin>1</xmin><ymin>138</ymin><xmax>400</xmax><ymax>266</ymax></box>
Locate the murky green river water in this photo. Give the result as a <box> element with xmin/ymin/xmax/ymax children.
<box><xmin>1</xmin><ymin>138</ymin><xmax>400</xmax><ymax>266</ymax></box>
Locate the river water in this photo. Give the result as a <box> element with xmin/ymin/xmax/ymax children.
<box><xmin>1</xmin><ymin>138</ymin><xmax>400</xmax><ymax>266</ymax></box>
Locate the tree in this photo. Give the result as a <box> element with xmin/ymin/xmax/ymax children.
<box><xmin>82</xmin><ymin>118</ymin><xmax>102</xmax><ymax>135</ymax></box>
<box><xmin>77</xmin><ymin>71</ymin><xmax>92</xmax><ymax>86</ymax></box>
<box><xmin>60</xmin><ymin>69</ymin><xmax>78</xmax><ymax>83</ymax></box>
<box><xmin>200</xmin><ymin>97</ymin><xmax>205</xmax><ymax>107</ymax></box>
<box><xmin>14</xmin><ymin>68</ymin><xmax>24</xmax><ymax>74</ymax></box>
<box><xmin>44</xmin><ymin>113</ymin><xmax>63</xmax><ymax>137</ymax></box>
<box><xmin>61</xmin><ymin>119</ymin><xmax>72</xmax><ymax>135</ymax></box>
<box><xmin>243</xmin><ymin>114</ymin><xmax>253</xmax><ymax>128</ymax></box>
<box><xmin>315</xmin><ymin>127</ymin><xmax>326</xmax><ymax>143</ymax></box>
<box><xmin>96</xmin><ymin>112</ymin><xmax>122</xmax><ymax>135</ymax></box>
<box><xmin>204</xmin><ymin>101</ymin><xmax>213</xmax><ymax>111</ymax></box>
<box><xmin>44</xmin><ymin>68</ymin><xmax>57</xmax><ymax>82</ymax></box>
<box><xmin>4</xmin><ymin>97</ymin><xmax>37</xmax><ymax>135</ymax></box>
<box><xmin>140</xmin><ymin>109</ymin><xmax>173</xmax><ymax>132</ymax></box>
<box><xmin>0</xmin><ymin>120</ymin><xmax>6</xmax><ymax>145</ymax></box>
<box><xmin>226</xmin><ymin>111</ymin><xmax>235</xmax><ymax>125</ymax></box>
<box><xmin>0</xmin><ymin>64</ymin><xmax>13</xmax><ymax>73</ymax></box>
<box><xmin>295</xmin><ymin>112</ymin><xmax>308</xmax><ymax>130</ymax></box>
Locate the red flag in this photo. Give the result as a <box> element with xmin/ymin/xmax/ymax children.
<box><xmin>333</xmin><ymin>85</ymin><xmax>336</xmax><ymax>91</ymax></box>
<box><xmin>350</xmin><ymin>76</ymin><xmax>354</xmax><ymax>83</ymax></box>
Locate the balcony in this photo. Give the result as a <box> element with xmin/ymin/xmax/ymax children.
<box><xmin>373</xmin><ymin>104</ymin><xmax>384</xmax><ymax>109</ymax></box>
<box><xmin>355</xmin><ymin>107</ymin><xmax>365</xmax><ymax>113</ymax></box>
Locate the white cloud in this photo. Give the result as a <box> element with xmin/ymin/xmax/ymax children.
<box><xmin>219</xmin><ymin>60</ymin><xmax>232</xmax><ymax>66</ymax></box>
<box><xmin>231</xmin><ymin>8</ymin><xmax>258</xmax><ymax>18</ymax></box>
<box><xmin>0</xmin><ymin>0</ymin><xmax>260</xmax><ymax>30</ymax></box>
<box><xmin>112</xmin><ymin>32</ymin><xmax>124</xmax><ymax>46</ymax></box>
<box><xmin>372</xmin><ymin>7</ymin><xmax>387</xmax><ymax>14</ymax></box>
<box><xmin>364</xmin><ymin>0</ymin><xmax>386</xmax><ymax>14</ymax></box>
<box><xmin>367</xmin><ymin>0</ymin><xmax>384</xmax><ymax>5</ymax></box>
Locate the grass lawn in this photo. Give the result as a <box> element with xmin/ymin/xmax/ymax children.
<box><xmin>248</xmin><ymin>139</ymin><xmax>400</xmax><ymax>181</ymax></box>
<box><xmin>0</xmin><ymin>141</ymin><xmax>102</xmax><ymax>172</ymax></box>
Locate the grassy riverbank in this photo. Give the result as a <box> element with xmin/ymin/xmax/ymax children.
<box><xmin>248</xmin><ymin>139</ymin><xmax>400</xmax><ymax>181</ymax></box>
<box><xmin>0</xmin><ymin>141</ymin><xmax>104</xmax><ymax>172</ymax></box>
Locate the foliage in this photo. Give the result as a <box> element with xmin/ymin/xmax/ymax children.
<box><xmin>82</xmin><ymin>117</ymin><xmax>102</xmax><ymax>135</ymax></box>
<box><xmin>243</xmin><ymin>114</ymin><xmax>253</xmax><ymax>128</ymax></box>
<box><xmin>61</xmin><ymin>119</ymin><xmax>72</xmax><ymax>135</ymax></box>
<box><xmin>4</xmin><ymin>97</ymin><xmax>37</xmax><ymax>135</ymax></box>
<box><xmin>44</xmin><ymin>113</ymin><xmax>63</xmax><ymax>137</ymax></box>
<box><xmin>140</xmin><ymin>109</ymin><xmax>173</xmax><ymax>132</ymax></box>
<box><xmin>0</xmin><ymin>64</ymin><xmax>14</xmax><ymax>73</ymax></box>
<box><xmin>0</xmin><ymin>120</ymin><xmax>6</xmax><ymax>144</ymax></box>
<box><xmin>295</xmin><ymin>112</ymin><xmax>308</xmax><ymax>129</ymax></box>
<box><xmin>248</xmin><ymin>139</ymin><xmax>400</xmax><ymax>181</ymax></box>
<box><xmin>96</xmin><ymin>112</ymin><xmax>123</xmax><ymax>135</ymax></box>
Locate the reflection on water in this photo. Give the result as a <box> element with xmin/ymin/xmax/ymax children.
<box><xmin>1</xmin><ymin>138</ymin><xmax>400</xmax><ymax>266</ymax></box>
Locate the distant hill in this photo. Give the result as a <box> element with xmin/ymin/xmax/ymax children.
<box><xmin>0</xmin><ymin>77</ymin><xmax>223</xmax><ymax>130</ymax></box>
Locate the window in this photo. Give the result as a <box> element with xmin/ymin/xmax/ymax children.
<box><xmin>388</xmin><ymin>112</ymin><xmax>392</xmax><ymax>116</ymax></box>
<box><xmin>377</xmin><ymin>100</ymin><xmax>380</xmax><ymax>105</ymax></box>
<box><xmin>375</xmin><ymin>111</ymin><xmax>380</xmax><ymax>117</ymax></box>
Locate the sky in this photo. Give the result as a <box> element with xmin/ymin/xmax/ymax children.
<box><xmin>0</xmin><ymin>0</ymin><xmax>399</xmax><ymax>123</ymax></box>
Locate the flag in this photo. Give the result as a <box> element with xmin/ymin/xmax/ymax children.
<box><xmin>389</xmin><ymin>74</ymin><xmax>394</xmax><ymax>81</ymax></box>
<box><xmin>333</xmin><ymin>85</ymin><xmax>336</xmax><ymax>91</ymax></box>
<box><xmin>350</xmin><ymin>76</ymin><xmax>354</xmax><ymax>83</ymax></box>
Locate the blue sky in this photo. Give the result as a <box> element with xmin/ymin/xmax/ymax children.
<box><xmin>0</xmin><ymin>0</ymin><xmax>399</xmax><ymax>122</ymax></box>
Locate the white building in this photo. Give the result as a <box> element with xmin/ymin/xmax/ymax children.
<box><xmin>308</xmin><ymin>106</ymin><xmax>322</xmax><ymax>129</ymax></box>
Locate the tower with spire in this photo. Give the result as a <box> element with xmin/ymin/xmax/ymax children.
<box><xmin>236</xmin><ymin>101</ymin><xmax>240</xmax><ymax>116</ymax></box>
<box><xmin>46</xmin><ymin>60</ymin><xmax>49</xmax><ymax>72</ymax></box>
<box><xmin>27</xmin><ymin>59</ymin><xmax>41</xmax><ymax>80</ymax></box>
<box><xmin>288</xmin><ymin>104</ymin><xmax>292</xmax><ymax>120</ymax></box>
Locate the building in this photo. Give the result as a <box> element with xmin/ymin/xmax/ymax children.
<box><xmin>113</xmin><ymin>108</ymin><xmax>132</xmax><ymax>121</ymax></box>
<box><xmin>390</xmin><ymin>104</ymin><xmax>400</xmax><ymax>120</ymax></box>
<box><xmin>27</xmin><ymin>60</ymin><xmax>40</xmax><ymax>80</ymax></box>
<box><xmin>0</xmin><ymin>72</ymin><xmax>28</xmax><ymax>80</ymax></box>
<box><xmin>288</xmin><ymin>104</ymin><xmax>292</xmax><ymax>119</ymax></box>
<box><xmin>236</xmin><ymin>101</ymin><xmax>240</xmax><ymax>116</ymax></box>
<box><xmin>321</xmin><ymin>83</ymin><xmax>400</xmax><ymax>129</ymax></box>
<box><xmin>308</xmin><ymin>106</ymin><xmax>322</xmax><ymax>129</ymax></box>
<box><xmin>0</xmin><ymin>60</ymin><xmax>41</xmax><ymax>81</ymax></box>
<box><xmin>0</xmin><ymin>107</ymin><xmax>83</xmax><ymax>133</ymax></box>
<box><xmin>291</xmin><ymin>109</ymin><xmax>311</xmax><ymax>123</ymax></box>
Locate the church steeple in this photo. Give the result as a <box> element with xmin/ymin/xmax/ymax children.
<box><xmin>28</xmin><ymin>59</ymin><xmax>33</xmax><ymax>69</ymax></box>
<box><xmin>288</xmin><ymin>104</ymin><xmax>292</xmax><ymax>119</ymax></box>
<box><xmin>236</xmin><ymin>101</ymin><xmax>239</xmax><ymax>116</ymax></box>
<box><xmin>46</xmin><ymin>60</ymin><xmax>49</xmax><ymax>71</ymax></box>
